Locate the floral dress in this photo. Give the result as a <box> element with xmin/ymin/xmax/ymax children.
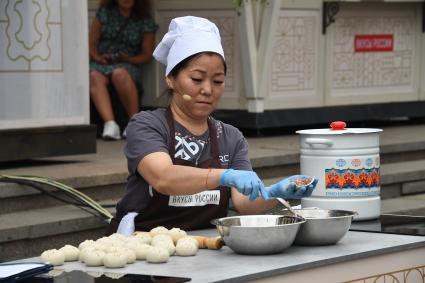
<box><xmin>89</xmin><ymin>7</ymin><xmax>158</xmax><ymax>90</ymax></box>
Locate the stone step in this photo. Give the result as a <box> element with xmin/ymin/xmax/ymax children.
<box><xmin>0</xmin><ymin>201</ymin><xmax>115</xmax><ymax>262</ymax></box>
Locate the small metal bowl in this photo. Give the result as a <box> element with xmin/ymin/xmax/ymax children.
<box><xmin>277</xmin><ymin>209</ymin><xmax>356</xmax><ymax>245</ymax></box>
<box><xmin>211</xmin><ymin>215</ymin><xmax>305</xmax><ymax>255</ymax></box>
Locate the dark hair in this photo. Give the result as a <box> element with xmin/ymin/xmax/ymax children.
<box><xmin>100</xmin><ymin>0</ymin><xmax>152</xmax><ymax>19</ymax></box>
<box><xmin>168</xmin><ymin>52</ymin><xmax>227</xmax><ymax>79</ymax></box>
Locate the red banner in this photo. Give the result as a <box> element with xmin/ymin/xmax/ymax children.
<box><xmin>354</xmin><ymin>34</ymin><xmax>394</xmax><ymax>52</ymax></box>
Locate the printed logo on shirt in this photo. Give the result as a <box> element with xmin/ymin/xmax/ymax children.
<box><xmin>168</xmin><ymin>190</ymin><xmax>220</xmax><ymax>207</ymax></box>
<box><xmin>175</xmin><ymin>135</ymin><xmax>205</xmax><ymax>163</ymax></box>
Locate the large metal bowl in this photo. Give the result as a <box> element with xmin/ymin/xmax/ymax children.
<box><xmin>211</xmin><ymin>215</ymin><xmax>305</xmax><ymax>255</ymax></box>
<box><xmin>277</xmin><ymin>209</ymin><xmax>356</xmax><ymax>245</ymax></box>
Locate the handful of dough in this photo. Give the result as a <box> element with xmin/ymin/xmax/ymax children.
<box><xmin>151</xmin><ymin>234</ymin><xmax>175</xmax><ymax>256</ymax></box>
<box><xmin>103</xmin><ymin>252</ymin><xmax>127</xmax><ymax>268</ymax></box>
<box><xmin>176</xmin><ymin>240</ymin><xmax>198</xmax><ymax>256</ymax></box>
<box><xmin>59</xmin><ymin>245</ymin><xmax>79</xmax><ymax>261</ymax></box>
<box><xmin>40</xmin><ymin>249</ymin><xmax>65</xmax><ymax>266</ymax></box>
<box><xmin>149</xmin><ymin>226</ymin><xmax>169</xmax><ymax>237</ymax></box>
<box><xmin>146</xmin><ymin>246</ymin><xmax>169</xmax><ymax>263</ymax></box>
<box><xmin>84</xmin><ymin>250</ymin><xmax>105</xmax><ymax>267</ymax></box>
<box><xmin>168</xmin><ymin>227</ymin><xmax>187</xmax><ymax>244</ymax></box>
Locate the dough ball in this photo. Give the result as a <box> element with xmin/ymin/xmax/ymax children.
<box><xmin>145</xmin><ymin>246</ymin><xmax>169</xmax><ymax>263</ymax></box>
<box><xmin>122</xmin><ymin>248</ymin><xmax>137</xmax><ymax>264</ymax></box>
<box><xmin>40</xmin><ymin>249</ymin><xmax>65</xmax><ymax>266</ymax></box>
<box><xmin>151</xmin><ymin>241</ymin><xmax>175</xmax><ymax>256</ymax></box>
<box><xmin>151</xmin><ymin>234</ymin><xmax>173</xmax><ymax>246</ymax></box>
<box><xmin>131</xmin><ymin>243</ymin><xmax>151</xmax><ymax>260</ymax></box>
<box><xmin>59</xmin><ymin>245</ymin><xmax>79</xmax><ymax>261</ymax></box>
<box><xmin>168</xmin><ymin>228</ymin><xmax>187</xmax><ymax>244</ymax></box>
<box><xmin>150</xmin><ymin>226</ymin><xmax>169</xmax><ymax>237</ymax></box>
<box><xmin>84</xmin><ymin>250</ymin><xmax>105</xmax><ymax>267</ymax></box>
<box><xmin>132</xmin><ymin>232</ymin><xmax>152</xmax><ymax>244</ymax></box>
<box><xmin>103</xmin><ymin>252</ymin><xmax>127</xmax><ymax>268</ymax></box>
<box><xmin>78</xmin><ymin>239</ymin><xmax>96</xmax><ymax>250</ymax></box>
<box><xmin>108</xmin><ymin>233</ymin><xmax>127</xmax><ymax>243</ymax></box>
<box><xmin>96</xmin><ymin>237</ymin><xmax>114</xmax><ymax>246</ymax></box>
<box><xmin>79</xmin><ymin>247</ymin><xmax>98</xmax><ymax>262</ymax></box>
<box><xmin>177</xmin><ymin>236</ymin><xmax>199</xmax><ymax>249</ymax></box>
<box><xmin>176</xmin><ymin>241</ymin><xmax>198</xmax><ymax>256</ymax></box>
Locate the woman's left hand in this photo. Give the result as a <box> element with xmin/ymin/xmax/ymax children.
<box><xmin>263</xmin><ymin>175</ymin><xmax>318</xmax><ymax>200</ymax></box>
<box><xmin>116</xmin><ymin>52</ymin><xmax>131</xmax><ymax>63</ymax></box>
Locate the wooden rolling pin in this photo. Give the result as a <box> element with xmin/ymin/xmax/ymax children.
<box><xmin>189</xmin><ymin>235</ymin><xmax>224</xmax><ymax>250</ymax></box>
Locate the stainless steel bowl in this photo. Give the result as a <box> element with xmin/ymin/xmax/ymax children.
<box><xmin>211</xmin><ymin>215</ymin><xmax>305</xmax><ymax>255</ymax></box>
<box><xmin>277</xmin><ymin>209</ymin><xmax>356</xmax><ymax>245</ymax></box>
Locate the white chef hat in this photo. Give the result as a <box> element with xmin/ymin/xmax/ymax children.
<box><xmin>153</xmin><ymin>16</ymin><xmax>225</xmax><ymax>76</ymax></box>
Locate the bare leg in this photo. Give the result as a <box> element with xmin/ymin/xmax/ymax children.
<box><xmin>110</xmin><ymin>67</ymin><xmax>139</xmax><ymax>119</ymax></box>
<box><xmin>90</xmin><ymin>71</ymin><xmax>115</xmax><ymax>122</ymax></box>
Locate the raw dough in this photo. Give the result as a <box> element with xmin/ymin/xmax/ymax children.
<box><xmin>78</xmin><ymin>239</ymin><xmax>96</xmax><ymax>250</ymax></box>
<box><xmin>151</xmin><ymin>234</ymin><xmax>173</xmax><ymax>245</ymax></box>
<box><xmin>133</xmin><ymin>232</ymin><xmax>152</xmax><ymax>244</ymax></box>
<box><xmin>103</xmin><ymin>252</ymin><xmax>127</xmax><ymax>268</ymax></box>
<box><xmin>168</xmin><ymin>228</ymin><xmax>187</xmax><ymax>244</ymax></box>
<box><xmin>145</xmin><ymin>246</ymin><xmax>169</xmax><ymax>263</ymax></box>
<box><xmin>40</xmin><ymin>249</ymin><xmax>65</xmax><ymax>266</ymax></box>
<box><xmin>59</xmin><ymin>245</ymin><xmax>79</xmax><ymax>261</ymax></box>
<box><xmin>177</xmin><ymin>236</ymin><xmax>199</xmax><ymax>249</ymax></box>
<box><xmin>150</xmin><ymin>226</ymin><xmax>169</xmax><ymax>237</ymax></box>
<box><xmin>84</xmin><ymin>250</ymin><xmax>105</xmax><ymax>267</ymax></box>
<box><xmin>130</xmin><ymin>243</ymin><xmax>151</xmax><ymax>260</ymax></box>
<box><xmin>176</xmin><ymin>241</ymin><xmax>198</xmax><ymax>256</ymax></box>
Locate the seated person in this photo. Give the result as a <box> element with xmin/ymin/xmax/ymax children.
<box><xmin>89</xmin><ymin>0</ymin><xmax>158</xmax><ymax>140</ymax></box>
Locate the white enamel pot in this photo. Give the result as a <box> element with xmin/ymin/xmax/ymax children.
<box><xmin>296</xmin><ymin>121</ymin><xmax>383</xmax><ymax>221</ymax></box>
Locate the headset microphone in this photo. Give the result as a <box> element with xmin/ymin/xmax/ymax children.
<box><xmin>182</xmin><ymin>94</ymin><xmax>192</xmax><ymax>101</ymax></box>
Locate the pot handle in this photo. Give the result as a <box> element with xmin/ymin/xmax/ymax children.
<box><xmin>305</xmin><ymin>138</ymin><xmax>333</xmax><ymax>146</ymax></box>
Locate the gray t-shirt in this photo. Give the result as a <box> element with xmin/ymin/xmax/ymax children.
<box><xmin>116</xmin><ymin>108</ymin><xmax>252</xmax><ymax>217</ymax></box>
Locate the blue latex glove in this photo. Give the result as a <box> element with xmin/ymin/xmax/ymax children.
<box><xmin>219</xmin><ymin>169</ymin><xmax>265</xmax><ymax>202</ymax></box>
<box><xmin>263</xmin><ymin>175</ymin><xmax>318</xmax><ymax>200</ymax></box>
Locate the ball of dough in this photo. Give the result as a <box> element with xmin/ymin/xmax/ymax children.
<box><xmin>40</xmin><ymin>249</ymin><xmax>65</xmax><ymax>266</ymax></box>
<box><xmin>132</xmin><ymin>232</ymin><xmax>152</xmax><ymax>244</ymax></box>
<box><xmin>150</xmin><ymin>226</ymin><xmax>169</xmax><ymax>237</ymax></box>
<box><xmin>122</xmin><ymin>248</ymin><xmax>137</xmax><ymax>264</ymax></box>
<box><xmin>84</xmin><ymin>250</ymin><xmax>105</xmax><ymax>267</ymax></box>
<box><xmin>152</xmin><ymin>241</ymin><xmax>175</xmax><ymax>256</ymax></box>
<box><xmin>151</xmin><ymin>234</ymin><xmax>173</xmax><ymax>246</ymax></box>
<box><xmin>79</xmin><ymin>247</ymin><xmax>97</xmax><ymax>262</ymax></box>
<box><xmin>146</xmin><ymin>246</ymin><xmax>169</xmax><ymax>263</ymax></box>
<box><xmin>103</xmin><ymin>252</ymin><xmax>127</xmax><ymax>268</ymax></box>
<box><xmin>78</xmin><ymin>239</ymin><xmax>96</xmax><ymax>250</ymax></box>
<box><xmin>59</xmin><ymin>245</ymin><xmax>79</xmax><ymax>261</ymax></box>
<box><xmin>130</xmin><ymin>243</ymin><xmax>151</xmax><ymax>260</ymax></box>
<box><xmin>108</xmin><ymin>233</ymin><xmax>127</xmax><ymax>242</ymax></box>
<box><xmin>177</xmin><ymin>236</ymin><xmax>199</xmax><ymax>249</ymax></box>
<box><xmin>176</xmin><ymin>241</ymin><xmax>198</xmax><ymax>256</ymax></box>
<box><xmin>168</xmin><ymin>228</ymin><xmax>187</xmax><ymax>244</ymax></box>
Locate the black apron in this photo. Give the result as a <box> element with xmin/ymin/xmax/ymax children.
<box><xmin>108</xmin><ymin>108</ymin><xmax>230</xmax><ymax>233</ymax></box>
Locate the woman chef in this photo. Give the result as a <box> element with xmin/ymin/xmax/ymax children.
<box><xmin>109</xmin><ymin>16</ymin><xmax>318</xmax><ymax>234</ymax></box>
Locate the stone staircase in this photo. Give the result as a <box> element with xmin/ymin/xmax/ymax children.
<box><xmin>1</xmin><ymin>124</ymin><xmax>425</xmax><ymax>262</ymax></box>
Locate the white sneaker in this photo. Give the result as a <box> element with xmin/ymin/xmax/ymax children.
<box><xmin>102</xmin><ymin>120</ymin><xmax>121</xmax><ymax>140</ymax></box>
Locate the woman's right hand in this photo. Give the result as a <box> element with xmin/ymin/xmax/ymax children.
<box><xmin>219</xmin><ymin>169</ymin><xmax>265</xmax><ymax>202</ymax></box>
